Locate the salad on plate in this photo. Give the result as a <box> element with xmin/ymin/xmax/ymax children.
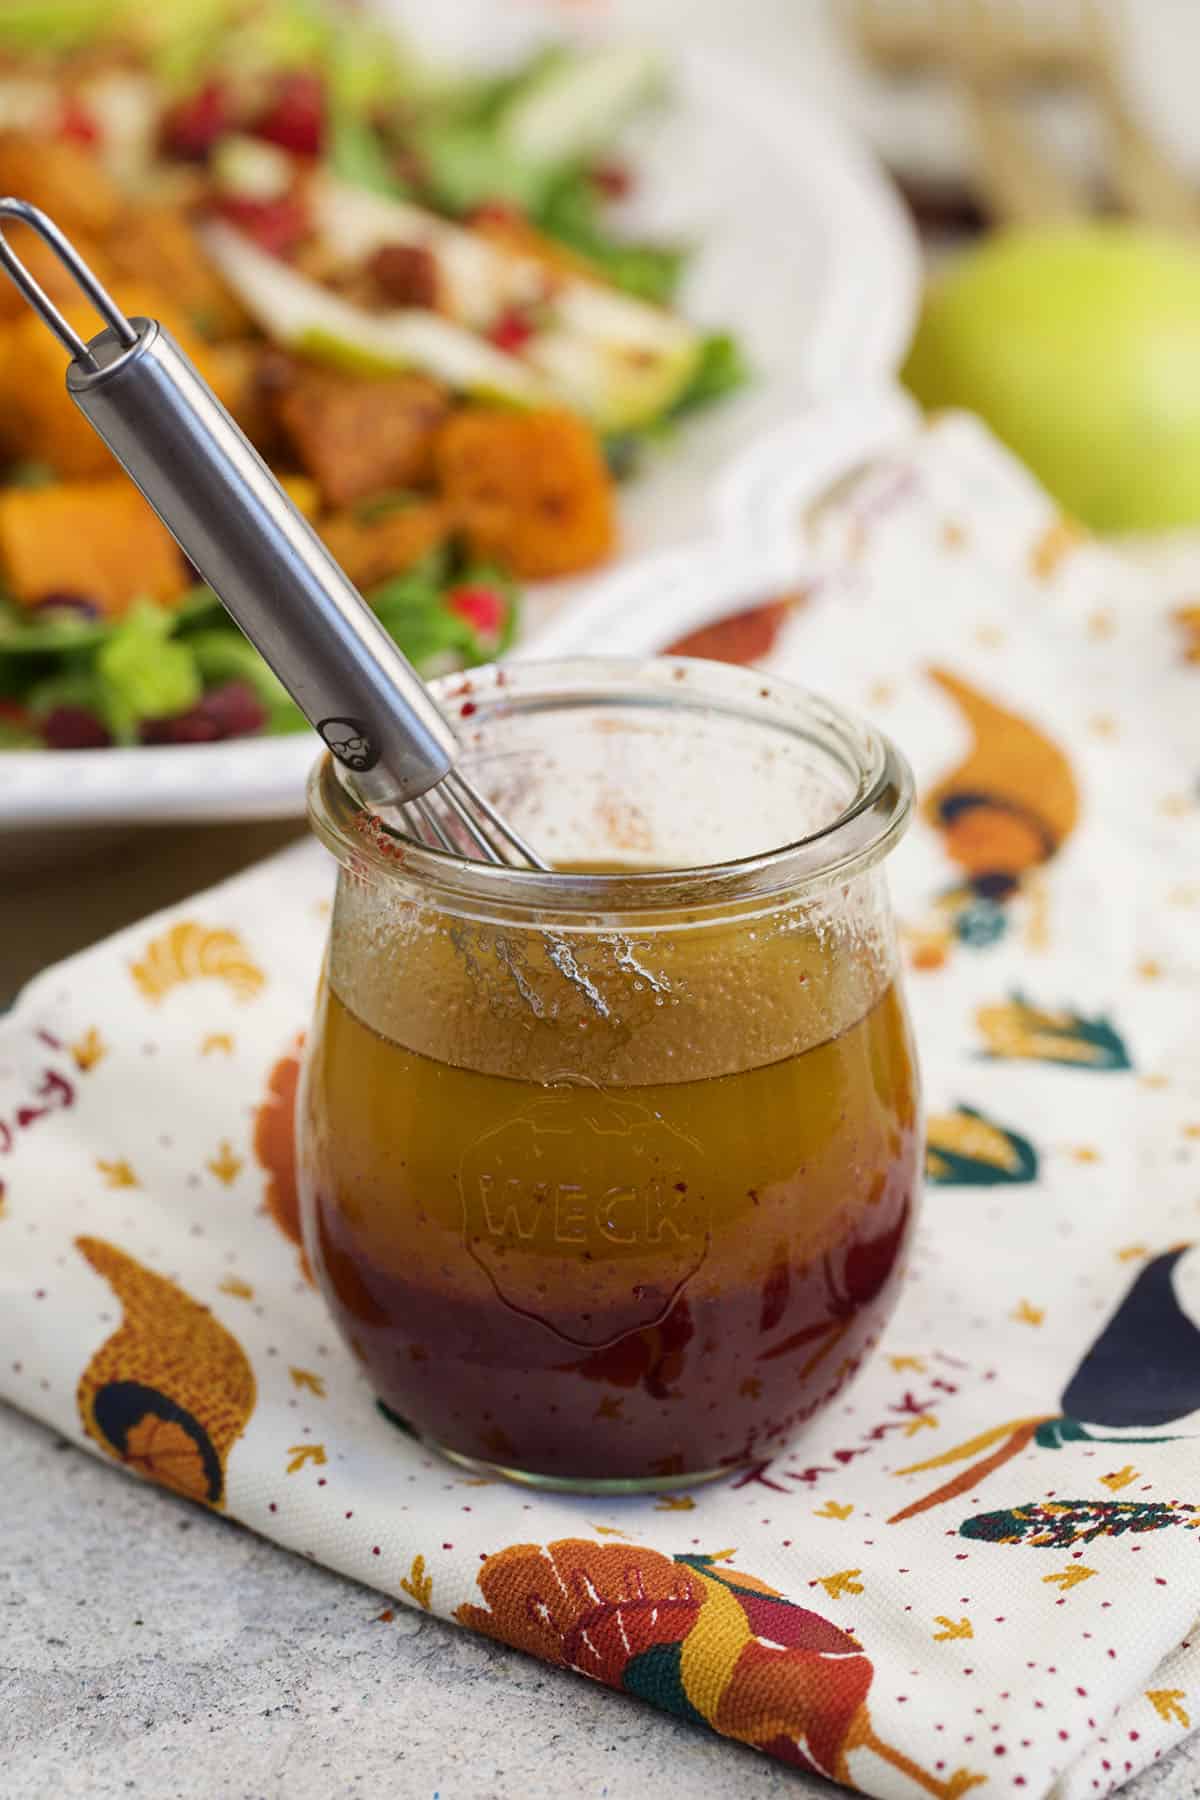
<box><xmin>0</xmin><ymin>0</ymin><xmax>745</xmax><ymax>753</ymax></box>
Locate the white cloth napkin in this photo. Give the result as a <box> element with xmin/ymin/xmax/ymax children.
<box><xmin>2</xmin><ymin>414</ymin><xmax>1198</xmax><ymax>1800</ymax></box>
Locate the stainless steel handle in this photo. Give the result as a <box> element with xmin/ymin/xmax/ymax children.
<box><xmin>67</xmin><ymin>318</ymin><xmax>456</xmax><ymax>806</ymax></box>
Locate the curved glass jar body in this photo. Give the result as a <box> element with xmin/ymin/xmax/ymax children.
<box><xmin>300</xmin><ymin>658</ymin><xmax>919</xmax><ymax>1492</ymax></box>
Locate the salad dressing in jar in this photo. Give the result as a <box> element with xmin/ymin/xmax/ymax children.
<box><xmin>300</xmin><ymin>658</ymin><xmax>919</xmax><ymax>1491</ymax></box>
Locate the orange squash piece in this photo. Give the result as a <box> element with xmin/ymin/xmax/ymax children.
<box><xmin>435</xmin><ymin>408</ymin><xmax>616</xmax><ymax>579</ymax></box>
<box><xmin>0</xmin><ymin>283</ymin><xmax>247</xmax><ymax>478</ymax></box>
<box><xmin>0</xmin><ymin>478</ymin><xmax>187</xmax><ymax>614</ymax></box>
<box><xmin>103</xmin><ymin>203</ymin><xmax>250</xmax><ymax>340</ymax></box>
<box><xmin>0</xmin><ymin>134</ymin><xmax>121</xmax><ymax>239</ymax></box>
<box><xmin>271</xmin><ymin>361</ymin><xmax>451</xmax><ymax>508</ymax></box>
<box><xmin>319</xmin><ymin>500</ymin><xmax>448</xmax><ymax>591</ymax></box>
<box><xmin>279</xmin><ymin>474</ymin><xmax>321</xmax><ymax>520</ymax></box>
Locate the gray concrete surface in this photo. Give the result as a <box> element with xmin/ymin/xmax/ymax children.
<box><xmin>4</xmin><ymin>1404</ymin><xmax>1198</xmax><ymax>1800</ymax></box>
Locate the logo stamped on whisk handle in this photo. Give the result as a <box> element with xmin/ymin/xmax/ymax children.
<box><xmin>318</xmin><ymin>717</ymin><xmax>380</xmax><ymax>773</ymax></box>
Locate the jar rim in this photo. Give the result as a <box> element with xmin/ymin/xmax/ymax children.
<box><xmin>307</xmin><ymin>657</ymin><xmax>914</xmax><ymax>917</ymax></box>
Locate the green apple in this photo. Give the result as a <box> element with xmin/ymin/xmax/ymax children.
<box><xmin>902</xmin><ymin>225</ymin><xmax>1200</xmax><ymax>532</ymax></box>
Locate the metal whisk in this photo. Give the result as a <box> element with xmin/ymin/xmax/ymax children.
<box><xmin>0</xmin><ymin>198</ymin><xmax>548</xmax><ymax>870</ymax></box>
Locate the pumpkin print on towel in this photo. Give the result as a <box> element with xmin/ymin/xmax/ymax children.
<box><xmin>911</xmin><ymin>668</ymin><xmax>1079</xmax><ymax>965</ymax></box>
<box><xmin>891</xmin><ymin>1246</ymin><xmax>1200</xmax><ymax>1522</ymax></box>
<box><xmin>252</xmin><ymin>1036</ymin><xmax>310</xmax><ymax>1281</ymax></box>
<box><xmin>457</xmin><ymin>1538</ymin><xmax>983</xmax><ymax>1797</ymax></box>
<box><xmin>76</xmin><ymin>1236</ymin><xmax>256</xmax><ymax>1509</ymax></box>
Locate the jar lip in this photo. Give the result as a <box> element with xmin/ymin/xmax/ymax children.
<box><xmin>307</xmin><ymin>657</ymin><xmax>914</xmax><ymax>916</ymax></box>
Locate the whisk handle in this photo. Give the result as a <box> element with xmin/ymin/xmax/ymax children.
<box><xmin>66</xmin><ymin>316</ymin><xmax>456</xmax><ymax>804</ymax></box>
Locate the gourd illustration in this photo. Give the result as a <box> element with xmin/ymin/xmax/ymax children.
<box><xmin>925</xmin><ymin>666</ymin><xmax>1079</xmax><ymax>898</ymax></box>
<box><xmin>912</xmin><ymin>667</ymin><xmax>1080</xmax><ymax>961</ymax></box>
<box><xmin>76</xmin><ymin>1236</ymin><xmax>256</xmax><ymax>1509</ymax></box>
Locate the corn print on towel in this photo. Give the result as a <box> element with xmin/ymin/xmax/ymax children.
<box><xmin>2</xmin><ymin>414</ymin><xmax>1199</xmax><ymax>1800</ymax></box>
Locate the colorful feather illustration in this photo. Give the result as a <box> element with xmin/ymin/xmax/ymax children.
<box><xmin>959</xmin><ymin>1500</ymin><xmax>1200</xmax><ymax>1548</ymax></box>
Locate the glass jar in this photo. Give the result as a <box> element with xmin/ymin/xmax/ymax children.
<box><xmin>300</xmin><ymin>657</ymin><xmax>919</xmax><ymax>1493</ymax></box>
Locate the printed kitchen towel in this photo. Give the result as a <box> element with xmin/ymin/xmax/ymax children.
<box><xmin>1</xmin><ymin>414</ymin><xmax>1198</xmax><ymax>1800</ymax></box>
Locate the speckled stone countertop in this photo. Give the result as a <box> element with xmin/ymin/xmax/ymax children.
<box><xmin>5</xmin><ymin>1406</ymin><xmax>1198</xmax><ymax>1800</ymax></box>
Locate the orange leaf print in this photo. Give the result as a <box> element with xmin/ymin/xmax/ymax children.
<box><xmin>97</xmin><ymin>1158</ymin><xmax>138</xmax><ymax>1189</ymax></box>
<box><xmin>456</xmin><ymin>1540</ymin><xmax>982</xmax><ymax>1796</ymax></box>
<box><xmin>1148</xmin><ymin>1689</ymin><xmax>1191</xmax><ymax>1729</ymax></box>
<box><xmin>1029</xmin><ymin>514</ymin><xmax>1085</xmax><ymax>579</ymax></box>
<box><xmin>71</xmin><ymin>1028</ymin><xmax>106</xmax><ymax>1071</ymax></box>
<box><xmin>207</xmin><ymin>1141</ymin><xmax>243</xmax><ymax>1186</ymax></box>
<box><xmin>286</xmin><ymin>1443</ymin><xmax>326</xmax><ymax>1474</ymax></box>
<box><xmin>812</xmin><ymin>1569</ymin><xmax>864</xmax><ymax>1600</ymax></box>
<box><xmin>400</xmin><ymin>1555</ymin><xmax>433</xmax><ymax>1610</ymax></box>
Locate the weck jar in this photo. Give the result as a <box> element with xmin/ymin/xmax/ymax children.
<box><xmin>299</xmin><ymin>657</ymin><xmax>919</xmax><ymax>1492</ymax></box>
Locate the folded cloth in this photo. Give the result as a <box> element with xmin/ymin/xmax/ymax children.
<box><xmin>3</xmin><ymin>415</ymin><xmax>1198</xmax><ymax>1800</ymax></box>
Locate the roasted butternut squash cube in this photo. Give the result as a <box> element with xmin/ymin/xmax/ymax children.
<box><xmin>319</xmin><ymin>500</ymin><xmax>447</xmax><ymax>591</ymax></box>
<box><xmin>0</xmin><ymin>478</ymin><xmax>187</xmax><ymax>614</ymax></box>
<box><xmin>435</xmin><ymin>408</ymin><xmax>615</xmax><ymax>579</ymax></box>
<box><xmin>0</xmin><ymin>134</ymin><xmax>121</xmax><ymax>238</ymax></box>
<box><xmin>271</xmin><ymin>361</ymin><xmax>450</xmax><ymax>508</ymax></box>
<box><xmin>104</xmin><ymin>203</ymin><xmax>249</xmax><ymax>340</ymax></box>
<box><xmin>0</xmin><ymin>284</ymin><xmax>246</xmax><ymax>478</ymax></box>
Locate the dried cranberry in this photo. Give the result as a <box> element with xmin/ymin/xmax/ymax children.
<box><xmin>488</xmin><ymin>306</ymin><xmax>535</xmax><ymax>352</ymax></box>
<box><xmin>590</xmin><ymin>160</ymin><xmax>634</xmax><ymax>200</ymax></box>
<box><xmin>59</xmin><ymin>96</ymin><xmax>100</xmax><ymax>147</ymax></box>
<box><xmin>29</xmin><ymin>590</ymin><xmax>101</xmax><ymax>620</ymax></box>
<box><xmin>252</xmin><ymin>73</ymin><xmax>325</xmax><ymax>158</ymax></box>
<box><xmin>447</xmin><ymin>584</ymin><xmax>505</xmax><ymax>643</ymax></box>
<box><xmin>42</xmin><ymin>705</ymin><xmax>111</xmax><ymax>750</ymax></box>
<box><xmin>141</xmin><ymin>680</ymin><xmax>267</xmax><ymax>745</ymax></box>
<box><xmin>161</xmin><ymin>80</ymin><xmax>230</xmax><ymax>162</ymax></box>
<box><xmin>368</xmin><ymin>242</ymin><xmax>439</xmax><ymax>309</ymax></box>
<box><xmin>216</xmin><ymin>190</ymin><xmax>310</xmax><ymax>259</ymax></box>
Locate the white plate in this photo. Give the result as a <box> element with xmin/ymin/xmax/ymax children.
<box><xmin>0</xmin><ymin>25</ymin><xmax>919</xmax><ymax>847</ymax></box>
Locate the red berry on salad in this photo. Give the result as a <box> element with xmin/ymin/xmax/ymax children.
<box><xmin>161</xmin><ymin>81</ymin><xmax>230</xmax><ymax>162</ymax></box>
<box><xmin>488</xmin><ymin>307</ymin><xmax>535</xmax><ymax>353</ymax></box>
<box><xmin>58</xmin><ymin>97</ymin><xmax>100</xmax><ymax>147</ymax></box>
<box><xmin>140</xmin><ymin>680</ymin><xmax>268</xmax><ymax>745</ymax></box>
<box><xmin>447</xmin><ymin>584</ymin><xmax>506</xmax><ymax>644</ymax></box>
<box><xmin>590</xmin><ymin>159</ymin><xmax>634</xmax><ymax>200</ymax></box>
<box><xmin>470</xmin><ymin>200</ymin><xmax>526</xmax><ymax>228</ymax></box>
<box><xmin>252</xmin><ymin>73</ymin><xmax>325</xmax><ymax>158</ymax></box>
<box><xmin>216</xmin><ymin>190</ymin><xmax>310</xmax><ymax>259</ymax></box>
<box><xmin>42</xmin><ymin>705</ymin><xmax>111</xmax><ymax>750</ymax></box>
